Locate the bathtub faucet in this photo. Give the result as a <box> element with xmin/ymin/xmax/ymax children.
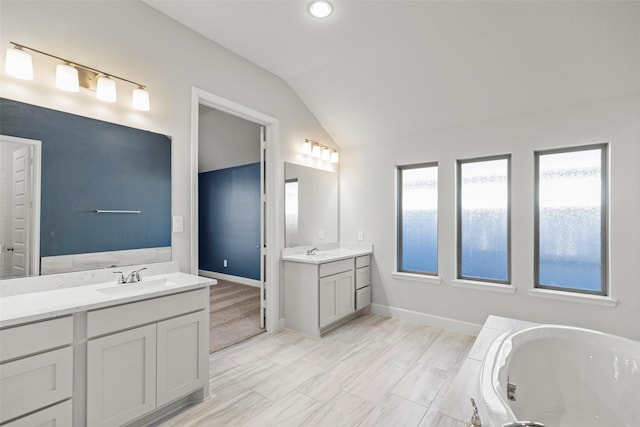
<box><xmin>468</xmin><ymin>398</ymin><xmax>481</xmax><ymax>427</ymax></box>
<box><xmin>502</xmin><ymin>422</ymin><xmax>545</xmax><ymax>427</ymax></box>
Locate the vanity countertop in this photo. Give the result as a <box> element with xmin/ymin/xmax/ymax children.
<box><xmin>282</xmin><ymin>248</ymin><xmax>372</xmax><ymax>265</ymax></box>
<box><xmin>0</xmin><ymin>272</ymin><xmax>216</xmax><ymax>328</ymax></box>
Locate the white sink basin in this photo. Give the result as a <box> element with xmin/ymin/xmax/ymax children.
<box><xmin>97</xmin><ymin>278</ymin><xmax>177</xmax><ymax>296</ymax></box>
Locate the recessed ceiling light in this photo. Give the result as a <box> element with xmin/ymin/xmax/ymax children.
<box><xmin>308</xmin><ymin>1</ymin><xmax>333</xmax><ymax>18</ymax></box>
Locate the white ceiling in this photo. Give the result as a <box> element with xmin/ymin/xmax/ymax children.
<box><xmin>144</xmin><ymin>0</ymin><xmax>640</xmax><ymax>147</ymax></box>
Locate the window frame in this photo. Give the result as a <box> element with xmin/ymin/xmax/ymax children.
<box><xmin>456</xmin><ymin>154</ymin><xmax>512</xmax><ymax>284</ymax></box>
<box><xmin>534</xmin><ymin>143</ymin><xmax>609</xmax><ymax>296</ymax></box>
<box><xmin>397</xmin><ymin>162</ymin><xmax>439</xmax><ymax>276</ymax></box>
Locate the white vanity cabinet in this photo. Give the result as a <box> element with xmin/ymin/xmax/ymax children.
<box><xmin>86</xmin><ymin>289</ymin><xmax>209</xmax><ymax>427</ymax></box>
<box><xmin>284</xmin><ymin>253</ymin><xmax>371</xmax><ymax>338</ymax></box>
<box><xmin>0</xmin><ymin>316</ymin><xmax>73</xmax><ymax>426</ymax></box>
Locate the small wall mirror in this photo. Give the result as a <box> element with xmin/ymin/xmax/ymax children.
<box><xmin>284</xmin><ymin>162</ymin><xmax>338</xmax><ymax>247</ymax></box>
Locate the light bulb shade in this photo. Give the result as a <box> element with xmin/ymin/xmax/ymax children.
<box><xmin>5</xmin><ymin>47</ymin><xmax>33</xmax><ymax>80</ymax></box>
<box><xmin>132</xmin><ymin>88</ymin><xmax>150</xmax><ymax>111</ymax></box>
<box><xmin>96</xmin><ymin>76</ymin><xmax>117</xmax><ymax>102</ymax></box>
<box><xmin>322</xmin><ymin>147</ymin><xmax>331</xmax><ymax>160</ymax></box>
<box><xmin>330</xmin><ymin>151</ymin><xmax>339</xmax><ymax>163</ymax></box>
<box><xmin>302</xmin><ymin>140</ymin><xmax>312</xmax><ymax>154</ymax></box>
<box><xmin>311</xmin><ymin>144</ymin><xmax>322</xmax><ymax>157</ymax></box>
<box><xmin>56</xmin><ymin>64</ymin><xmax>79</xmax><ymax>92</ymax></box>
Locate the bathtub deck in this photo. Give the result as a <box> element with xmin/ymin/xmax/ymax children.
<box><xmin>432</xmin><ymin>316</ymin><xmax>537</xmax><ymax>426</ymax></box>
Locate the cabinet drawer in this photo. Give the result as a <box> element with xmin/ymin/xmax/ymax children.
<box><xmin>355</xmin><ymin>255</ymin><xmax>370</xmax><ymax>268</ymax></box>
<box><xmin>3</xmin><ymin>399</ymin><xmax>72</xmax><ymax>427</ymax></box>
<box><xmin>87</xmin><ymin>288</ymin><xmax>208</xmax><ymax>338</ymax></box>
<box><xmin>319</xmin><ymin>259</ymin><xmax>353</xmax><ymax>277</ymax></box>
<box><xmin>0</xmin><ymin>347</ymin><xmax>73</xmax><ymax>423</ymax></box>
<box><xmin>356</xmin><ymin>286</ymin><xmax>372</xmax><ymax>310</ymax></box>
<box><xmin>0</xmin><ymin>316</ymin><xmax>73</xmax><ymax>362</ymax></box>
<box><xmin>355</xmin><ymin>266</ymin><xmax>370</xmax><ymax>289</ymax></box>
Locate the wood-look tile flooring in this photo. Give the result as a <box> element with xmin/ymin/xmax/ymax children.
<box><xmin>158</xmin><ymin>313</ymin><xmax>475</xmax><ymax>427</ymax></box>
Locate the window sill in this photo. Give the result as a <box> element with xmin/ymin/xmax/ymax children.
<box><xmin>392</xmin><ymin>272</ymin><xmax>442</xmax><ymax>286</ymax></box>
<box><xmin>451</xmin><ymin>279</ymin><xmax>516</xmax><ymax>294</ymax></box>
<box><xmin>528</xmin><ymin>288</ymin><xmax>618</xmax><ymax>307</ymax></box>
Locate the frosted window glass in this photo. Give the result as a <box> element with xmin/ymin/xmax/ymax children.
<box><xmin>459</xmin><ymin>158</ymin><xmax>509</xmax><ymax>282</ymax></box>
<box><xmin>399</xmin><ymin>165</ymin><xmax>438</xmax><ymax>274</ymax></box>
<box><xmin>537</xmin><ymin>148</ymin><xmax>604</xmax><ymax>292</ymax></box>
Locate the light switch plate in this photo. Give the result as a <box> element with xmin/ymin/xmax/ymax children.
<box><xmin>357</xmin><ymin>230</ymin><xmax>364</xmax><ymax>241</ymax></box>
<box><xmin>172</xmin><ymin>215</ymin><xmax>184</xmax><ymax>233</ymax></box>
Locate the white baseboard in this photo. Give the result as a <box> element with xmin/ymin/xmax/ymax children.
<box><xmin>277</xmin><ymin>318</ymin><xmax>286</xmax><ymax>331</ymax></box>
<box><xmin>370</xmin><ymin>303</ymin><xmax>482</xmax><ymax>336</ymax></box>
<box><xmin>198</xmin><ymin>270</ymin><xmax>262</xmax><ymax>288</ymax></box>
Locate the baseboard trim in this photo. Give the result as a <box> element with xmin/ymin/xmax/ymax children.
<box><xmin>370</xmin><ymin>303</ymin><xmax>481</xmax><ymax>336</ymax></box>
<box><xmin>198</xmin><ymin>270</ymin><xmax>261</xmax><ymax>288</ymax></box>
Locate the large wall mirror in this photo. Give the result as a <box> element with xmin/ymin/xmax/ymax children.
<box><xmin>0</xmin><ymin>98</ymin><xmax>171</xmax><ymax>278</ymax></box>
<box><xmin>284</xmin><ymin>162</ymin><xmax>338</xmax><ymax>247</ymax></box>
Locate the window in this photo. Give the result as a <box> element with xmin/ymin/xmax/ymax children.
<box><xmin>457</xmin><ymin>155</ymin><xmax>511</xmax><ymax>283</ymax></box>
<box><xmin>397</xmin><ymin>163</ymin><xmax>438</xmax><ymax>275</ymax></box>
<box><xmin>535</xmin><ymin>144</ymin><xmax>607</xmax><ymax>295</ymax></box>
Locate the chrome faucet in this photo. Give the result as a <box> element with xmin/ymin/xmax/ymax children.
<box><xmin>113</xmin><ymin>267</ymin><xmax>147</xmax><ymax>284</ymax></box>
<box><xmin>306</xmin><ymin>247</ymin><xmax>319</xmax><ymax>255</ymax></box>
<box><xmin>468</xmin><ymin>398</ymin><xmax>482</xmax><ymax>427</ymax></box>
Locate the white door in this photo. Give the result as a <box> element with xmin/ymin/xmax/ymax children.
<box><xmin>11</xmin><ymin>146</ymin><xmax>30</xmax><ymax>277</ymax></box>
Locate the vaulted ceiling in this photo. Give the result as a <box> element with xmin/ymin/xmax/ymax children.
<box><xmin>144</xmin><ymin>1</ymin><xmax>640</xmax><ymax>147</ymax></box>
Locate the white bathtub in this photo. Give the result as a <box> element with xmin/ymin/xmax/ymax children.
<box><xmin>478</xmin><ymin>325</ymin><xmax>640</xmax><ymax>427</ymax></box>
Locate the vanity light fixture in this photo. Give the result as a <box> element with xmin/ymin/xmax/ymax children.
<box><xmin>301</xmin><ymin>139</ymin><xmax>312</xmax><ymax>154</ymax></box>
<box><xmin>330</xmin><ymin>151</ymin><xmax>339</xmax><ymax>163</ymax></box>
<box><xmin>56</xmin><ymin>63</ymin><xmax>80</xmax><ymax>92</ymax></box>
<box><xmin>308</xmin><ymin>1</ymin><xmax>333</xmax><ymax>18</ymax></box>
<box><xmin>4</xmin><ymin>46</ymin><xmax>33</xmax><ymax>80</ymax></box>
<box><xmin>302</xmin><ymin>138</ymin><xmax>339</xmax><ymax>164</ymax></box>
<box><xmin>4</xmin><ymin>42</ymin><xmax>150</xmax><ymax>111</ymax></box>
<box><xmin>96</xmin><ymin>75</ymin><xmax>117</xmax><ymax>102</ymax></box>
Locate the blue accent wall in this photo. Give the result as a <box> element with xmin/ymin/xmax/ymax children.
<box><xmin>199</xmin><ymin>163</ymin><xmax>261</xmax><ymax>280</ymax></box>
<box><xmin>0</xmin><ymin>98</ymin><xmax>171</xmax><ymax>256</ymax></box>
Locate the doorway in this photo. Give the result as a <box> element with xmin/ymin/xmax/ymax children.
<box><xmin>0</xmin><ymin>135</ymin><xmax>41</xmax><ymax>279</ymax></box>
<box><xmin>190</xmin><ymin>88</ymin><xmax>280</xmax><ymax>350</ymax></box>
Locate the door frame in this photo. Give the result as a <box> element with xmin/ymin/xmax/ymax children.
<box><xmin>190</xmin><ymin>87</ymin><xmax>280</xmax><ymax>334</ymax></box>
<box><xmin>1</xmin><ymin>134</ymin><xmax>41</xmax><ymax>277</ymax></box>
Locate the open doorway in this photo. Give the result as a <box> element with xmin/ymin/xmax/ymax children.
<box><xmin>197</xmin><ymin>106</ymin><xmax>265</xmax><ymax>352</ymax></box>
<box><xmin>191</xmin><ymin>88</ymin><xmax>278</xmax><ymax>351</ymax></box>
<box><xmin>0</xmin><ymin>135</ymin><xmax>41</xmax><ymax>279</ymax></box>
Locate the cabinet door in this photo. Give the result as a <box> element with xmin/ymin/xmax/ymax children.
<box><xmin>87</xmin><ymin>324</ymin><xmax>156</xmax><ymax>427</ymax></box>
<box><xmin>156</xmin><ymin>310</ymin><xmax>208</xmax><ymax>406</ymax></box>
<box><xmin>336</xmin><ymin>271</ymin><xmax>355</xmax><ymax>318</ymax></box>
<box><xmin>319</xmin><ymin>275</ymin><xmax>338</xmax><ymax>327</ymax></box>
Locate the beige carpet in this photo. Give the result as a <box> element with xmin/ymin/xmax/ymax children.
<box><xmin>210</xmin><ymin>280</ymin><xmax>264</xmax><ymax>353</ymax></box>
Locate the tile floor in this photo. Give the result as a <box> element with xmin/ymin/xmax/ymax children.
<box><xmin>156</xmin><ymin>313</ymin><xmax>476</xmax><ymax>427</ymax></box>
